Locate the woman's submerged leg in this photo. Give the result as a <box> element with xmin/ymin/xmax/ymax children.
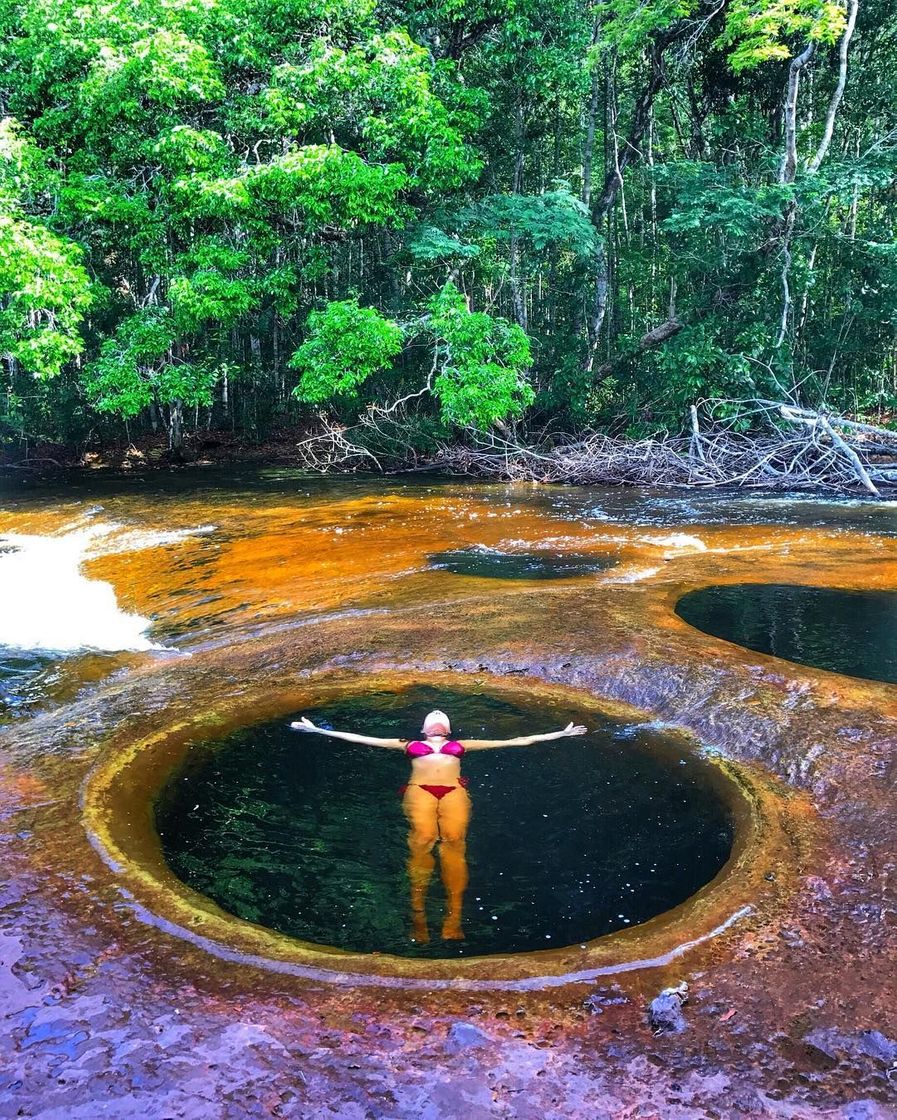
<box><xmin>402</xmin><ymin>786</ymin><xmax>439</xmax><ymax>943</ymax></box>
<box><xmin>436</xmin><ymin>788</ymin><xmax>471</xmax><ymax>940</ymax></box>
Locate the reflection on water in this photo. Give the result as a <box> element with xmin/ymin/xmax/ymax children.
<box><xmin>155</xmin><ymin>687</ymin><xmax>733</xmax><ymax>958</ymax></box>
<box><xmin>676</xmin><ymin>584</ymin><xmax>897</xmax><ymax>684</ymax></box>
<box><xmin>429</xmin><ymin>547</ymin><xmax>616</xmax><ymax>580</ymax></box>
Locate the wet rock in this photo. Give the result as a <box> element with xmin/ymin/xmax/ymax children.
<box><xmin>445</xmin><ymin>1022</ymin><xmax>491</xmax><ymax>1053</ymax></box>
<box><xmin>648</xmin><ymin>982</ymin><xmax>689</xmax><ymax>1035</ymax></box>
<box><xmin>804</xmin><ymin>1027</ymin><xmax>897</xmax><ymax>1067</ymax></box>
<box><xmin>779</xmin><ymin>926</ymin><xmax>806</xmax><ymax>948</ymax></box>
<box><xmin>584</xmin><ymin>987</ymin><xmax>629</xmax><ymax>1015</ymax></box>
<box><xmin>856</xmin><ymin>1030</ymin><xmax>897</xmax><ymax>1065</ymax></box>
<box><xmin>841</xmin><ymin>1102</ymin><xmax>897</xmax><ymax>1120</ymax></box>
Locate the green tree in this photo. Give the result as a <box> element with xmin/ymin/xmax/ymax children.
<box><xmin>1</xmin><ymin>0</ymin><xmax>895</xmax><ymax>456</ymax></box>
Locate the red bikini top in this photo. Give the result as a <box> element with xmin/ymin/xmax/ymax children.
<box><xmin>405</xmin><ymin>739</ymin><xmax>465</xmax><ymax>758</ymax></box>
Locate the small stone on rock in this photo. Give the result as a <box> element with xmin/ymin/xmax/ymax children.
<box><xmin>648</xmin><ymin>982</ymin><xmax>689</xmax><ymax>1034</ymax></box>
<box><xmin>445</xmin><ymin>1022</ymin><xmax>490</xmax><ymax>1053</ymax></box>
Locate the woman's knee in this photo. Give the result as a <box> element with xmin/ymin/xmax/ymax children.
<box><xmin>439</xmin><ymin>831</ymin><xmax>467</xmax><ymax>848</ymax></box>
<box><xmin>408</xmin><ymin>831</ymin><xmax>438</xmax><ymax>853</ymax></box>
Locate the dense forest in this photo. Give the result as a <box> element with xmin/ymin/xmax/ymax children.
<box><xmin>1</xmin><ymin>0</ymin><xmax>895</xmax><ymax>465</ymax></box>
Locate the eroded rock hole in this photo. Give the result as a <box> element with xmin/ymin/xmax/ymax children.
<box><xmin>676</xmin><ymin>584</ymin><xmax>897</xmax><ymax>685</ymax></box>
<box><xmin>155</xmin><ymin>686</ymin><xmax>734</xmax><ymax>958</ymax></box>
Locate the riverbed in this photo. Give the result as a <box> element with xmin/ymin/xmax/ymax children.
<box><xmin>1</xmin><ymin>469</ymin><xmax>895</xmax><ymax>1118</ymax></box>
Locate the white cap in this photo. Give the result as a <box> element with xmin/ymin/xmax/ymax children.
<box><xmin>422</xmin><ymin>709</ymin><xmax>451</xmax><ymax>735</ymax></box>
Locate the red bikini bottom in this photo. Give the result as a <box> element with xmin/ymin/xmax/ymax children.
<box><xmin>400</xmin><ymin>777</ymin><xmax>470</xmax><ymax>800</ymax></box>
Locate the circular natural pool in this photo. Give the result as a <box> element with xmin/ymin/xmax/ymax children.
<box><xmin>154</xmin><ymin>685</ymin><xmax>734</xmax><ymax>959</ymax></box>
<box><xmin>428</xmin><ymin>548</ymin><xmax>616</xmax><ymax>580</ymax></box>
<box><xmin>676</xmin><ymin>583</ymin><xmax>897</xmax><ymax>685</ymax></box>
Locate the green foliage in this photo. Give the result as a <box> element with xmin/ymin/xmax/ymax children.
<box><xmin>426</xmin><ymin>283</ymin><xmax>534</xmax><ymax>428</ymax></box>
<box><xmin>0</xmin><ymin>117</ymin><xmax>55</xmax><ymax>206</ymax></box>
<box><xmin>0</xmin><ymin>214</ymin><xmax>92</xmax><ymax>378</ymax></box>
<box><xmin>289</xmin><ymin>285</ymin><xmax>533</xmax><ymax>430</ymax></box>
<box><xmin>153</xmin><ymin>126</ymin><xmax>230</xmax><ymax>175</ymax></box>
<box><xmin>0</xmin><ymin>0</ymin><xmax>895</xmax><ymax>454</ymax></box>
<box><xmin>174</xmin><ymin>145</ymin><xmax>410</xmax><ymax>228</ymax></box>
<box><xmin>290</xmin><ymin>300</ymin><xmax>404</xmax><ymax>402</ymax></box>
<box><xmin>265</xmin><ymin>30</ymin><xmax>483</xmax><ymax>189</ymax></box>
<box><xmin>720</xmin><ymin>0</ymin><xmax>848</xmax><ymax>71</ymax></box>
<box><xmin>460</xmin><ymin>189</ymin><xmax>600</xmax><ymax>256</ymax></box>
<box><xmin>600</xmin><ymin>0</ymin><xmax>697</xmax><ymax>55</ymax></box>
<box><xmin>169</xmin><ymin>242</ymin><xmax>257</xmax><ymax>331</ymax></box>
<box><xmin>659</xmin><ymin>165</ymin><xmax>793</xmax><ymax>237</ymax></box>
<box><xmin>83</xmin><ymin>308</ymin><xmax>215</xmax><ymax>416</ymax></box>
<box><xmin>0</xmin><ymin>116</ymin><xmax>92</xmax><ymax>379</ymax></box>
<box><xmin>79</xmin><ymin>28</ymin><xmax>224</xmax><ymax>115</ymax></box>
<box><xmin>405</xmin><ymin>225</ymin><xmax>480</xmax><ymax>262</ymax></box>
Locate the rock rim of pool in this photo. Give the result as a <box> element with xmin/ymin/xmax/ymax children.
<box><xmin>81</xmin><ymin>669</ymin><xmax>793</xmax><ymax>989</ymax></box>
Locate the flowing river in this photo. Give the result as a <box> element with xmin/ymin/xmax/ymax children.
<box><xmin>3</xmin><ymin>468</ymin><xmax>895</xmax><ymax>721</ymax></box>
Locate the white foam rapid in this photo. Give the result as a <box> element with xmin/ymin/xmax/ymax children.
<box><xmin>0</xmin><ymin>521</ymin><xmax>214</xmax><ymax>654</ymax></box>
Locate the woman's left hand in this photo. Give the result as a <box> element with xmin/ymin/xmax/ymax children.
<box><xmin>563</xmin><ymin>722</ymin><xmax>588</xmax><ymax>736</ymax></box>
<box><xmin>290</xmin><ymin>717</ymin><xmax>316</xmax><ymax>732</ymax></box>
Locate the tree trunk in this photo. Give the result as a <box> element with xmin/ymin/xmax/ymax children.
<box><xmin>582</xmin><ymin>42</ymin><xmax>600</xmax><ymax>208</ymax></box>
<box><xmin>779</xmin><ymin>41</ymin><xmax>816</xmax><ymax>185</ymax></box>
<box><xmin>585</xmin><ymin>240</ymin><xmax>609</xmax><ymax>371</ymax></box>
<box><xmin>169</xmin><ymin>399</ymin><xmax>184</xmax><ymax>458</ymax></box>
<box><xmin>775</xmin><ymin>33</ymin><xmax>820</xmax><ymax>353</ymax></box>
<box><xmin>582</xmin><ymin>14</ymin><xmax>700</xmax><ymax>368</ymax></box>
<box><xmin>509</xmin><ymin>100</ymin><xmax>528</xmax><ymax>331</ymax></box>
<box><xmin>593</xmin><ymin>315</ymin><xmax>682</xmax><ymax>378</ymax></box>
<box><xmin>807</xmin><ymin>0</ymin><xmax>860</xmax><ymax>174</ymax></box>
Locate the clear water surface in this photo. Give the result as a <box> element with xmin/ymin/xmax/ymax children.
<box><xmin>676</xmin><ymin>583</ymin><xmax>897</xmax><ymax>685</ymax></box>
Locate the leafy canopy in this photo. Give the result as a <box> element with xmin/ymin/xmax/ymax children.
<box><xmin>0</xmin><ymin>118</ymin><xmax>92</xmax><ymax>378</ymax></box>
<box><xmin>290</xmin><ymin>301</ymin><xmax>404</xmax><ymax>403</ymax></box>
<box><xmin>83</xmin><ymin>308</ymin><xmax>216</xmax><ymax>416</ymax></box>
<box><xmin>720</xmin><ymin>0</ymin><xmax>848</xmax><ymax>71</ymax></box>
<box><xmin>290</xmin><ymin>285</ymin><xmax>533</xmax><ymax>429</ymax></box>
<box><xmin>428</xmin><ymin>283</ymin><xmax>534</xmax><ymax>428</ymax></box>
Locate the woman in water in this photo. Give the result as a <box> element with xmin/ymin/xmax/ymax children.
<box><xmin>290</xmin><ymin>709</ymin><xmax>587</xmax><ymax>943</ymax></box>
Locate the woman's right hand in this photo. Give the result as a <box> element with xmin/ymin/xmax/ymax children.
<box><xmin>563</xmin><ymin>722</ymin><xmax>588</xmax><ymax>736</ymax></box>
<box><xmin>289</xmin><ymin>717</ymin><xmax>316</xmax><ymax>732</ymax></box>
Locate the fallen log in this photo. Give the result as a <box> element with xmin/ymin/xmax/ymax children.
<box><xmin>779</xmin><ymin>406</ymin><xmax>880</xmax><ymax>496</ymax></box>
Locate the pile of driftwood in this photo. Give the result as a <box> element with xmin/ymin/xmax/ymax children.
<box><xmin>434</xmin><ymin>400</ymin><xmax>897</xmax><ymax>496</ymax></box>
<box><xmin>294</xmin><ymin>398</ymin><xmax>897</xmax><ymax>496</ymax></box>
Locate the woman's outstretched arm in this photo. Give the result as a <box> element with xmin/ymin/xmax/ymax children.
<box><xmin>288</xmin><ymin>716</ymin><xmax>406</xmax><ymax>749</ymax></box>
<box><xmin>463</xmin><ymin>722</ymin><xmax>588</xmax><ymax>750</ymax></box>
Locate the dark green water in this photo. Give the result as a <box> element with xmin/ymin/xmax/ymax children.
<box><xmin>155</xmin><ymin>686</ymin><xmax>734</xmax><ymax>958</ymax></box>
<box><xmin>676</xmin><ymin>584</ymin><xmax>897</xmax><ymax>685</ymax></box>
<box><xmin>429</xmin><ymin>548</ymin><xmax>616</xmax><ymax>580</ymax></box>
